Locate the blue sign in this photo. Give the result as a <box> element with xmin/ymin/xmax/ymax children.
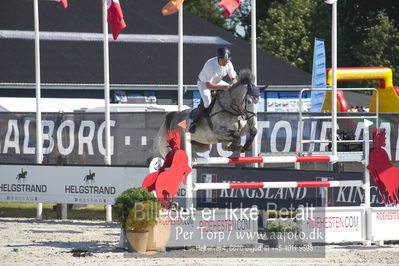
<box><xmin>266</xmin><ymin>91</ymin><xmax>311</xmax><ymax>112</ymax></box>
<box><xmin>311</xmin><ymin>39</ymin><xmax>327</xmax><ymax>112</ymax></box>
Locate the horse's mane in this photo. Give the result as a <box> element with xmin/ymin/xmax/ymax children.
<box><xmin>237</xmin><ymin>69</ymin><xmax>254</xmax><ymax>85</ymax></box>
<box><xmin>229</xmin><ymin>69</ymin><xmax>254</xmax><ymax>91</ymax></box>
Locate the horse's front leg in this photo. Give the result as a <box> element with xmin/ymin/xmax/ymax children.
<box><xmin>241</xmin><ymin>126</ymin><xmax>257</xmax><ymax>153</ymax></box>
<box><xmin>225</xmin><ymin>131</ymin><xmax>242</xmax><ymax>152</ymax></box>
<box><xmin>241</xmin><ymin>117</ymin><xmax>257</xmax><ymax>153</ymax></box>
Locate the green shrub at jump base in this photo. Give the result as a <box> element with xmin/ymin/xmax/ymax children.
<box><xmin>113</xmin><ymin>187</ymin><xmax>160</xmax><ymax>233</ymax></box>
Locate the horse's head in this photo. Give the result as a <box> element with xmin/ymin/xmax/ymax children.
<box><xmin>230</xmin><ymin>69</ymin><xmax>257</xmax><ymax>103</ymax></box>
<box><xmin>229</xmin><ymin>69</ymin><xmax>266</xmax><ymax>114</ymax></box>
<box><xmin>217</xmin><ymin>69</ymin><xmax>265</xmax><ymax>119</ymax></box>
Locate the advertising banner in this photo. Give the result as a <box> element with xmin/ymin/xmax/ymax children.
<box><xmin>310</xmin><ymin>39</ymin><xmax>327</xmax><ymax>112</ymax></box>
<box><xmin>266</xmin><ymin>91</ymin><xmax>311</xmax><ymax>112</ymax></box>
<box><xmin>0</xmin><ymin>112</ymin><xmax>398</xmax><ymax>166</ymax></box>
<box><xmin>0</xmin><ymin>164</ymin><xmax>146</xmax><ymax>204</ymax></box>
<box><xmin>0</xmin><ymin>164</ymin><xmax>191</xmax><ymax>204</ymax></box>
<box><xmin>195</xmin><ymin>168</ymin><xmax>384</xmax><ymax>208</ymax></box>
<box><xmin>370</xmin><ymin>208</ymin><xmax>399</xmax><ymax>241</ymax></box>
<box><xmin>301</xmin><ymin>207</ymin><xmax>365</xmax><ymax>243</ymax></box>
<box><xmin>0</xmin><ymin>112</ymin><xmax>164</xmax><ymax>166</ymax></box>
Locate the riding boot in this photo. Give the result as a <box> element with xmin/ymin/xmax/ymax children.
<box><xmin>189</xmin><ymin>103</ymin><xmax>207</xmax><ymax>134</ymax></box>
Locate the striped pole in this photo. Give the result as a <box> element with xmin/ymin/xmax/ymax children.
<box><xmin>193</xmin><ymin>180</ymin><xmax>363</xmax><ymax>191</ymax></box>
<box><xmin>193</xmin><ymin>154</ymin><xmax>363</xmax><ymax>165</ymax></box>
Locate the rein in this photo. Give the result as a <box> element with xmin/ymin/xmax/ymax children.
<box><xmin>209</xmin><ymin>83</ymin><xmax>257</xmax><ymax>121</ymax></box>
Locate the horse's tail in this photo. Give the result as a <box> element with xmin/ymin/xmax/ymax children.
<box><xmin>165</xmin><ymin>112</ymin><xmax>175</xmax><ymax>130</ymax></box>
<box><xmin>153</xmin><ymin>112</ymin><xmax>176</xmax><ymax>158</ymax></box>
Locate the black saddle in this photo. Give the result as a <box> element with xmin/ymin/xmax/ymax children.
<box><xmin>189</xmin><ymin>94</ymin><xmax>217</xmax><ymax>119</ymax></box>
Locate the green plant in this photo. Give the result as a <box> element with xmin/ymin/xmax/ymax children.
<box><xmin>125</xmin><ymin>200</ymin><xmax>160</xmax><ymax>233</ymax></box>
<box><xmin>113</xmin><ymin>187</ymin><xmax>160</xmax><ymax>232</ymax></box>
<box><xmin>265</xmin><ymin>219</ymin><xmax>300</xmax><ymax>233</ymax></box>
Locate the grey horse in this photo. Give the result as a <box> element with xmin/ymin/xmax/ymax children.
<box><xmin>154</xmin><ymin>69</ymin><xmax>262</xmax><ymax>158</ymax></box>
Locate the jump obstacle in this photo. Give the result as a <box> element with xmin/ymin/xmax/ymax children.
<box><xmin>193</xmin><ymin>154</ymin><xmax>363</xmax><ymax>165</ymax></box>
<box><xmin>184</xmin><ymin>132</ymin><xmax>366</xmax><ymax>195</ymax></box>
<box><xmin>193</xmin><ymin>180</ymin><xmax>364</xmax><ymax>191</ymax></box>
<box><xmin>144</xmin><ymin>115</ymin><xmax>399</xmax><ymax>244</ymax></box>
<box><xmin>179</xmin><ymin>122</ymin><xmax>399</xmax><ymax>244</ymax></box>
<box><xmin>180</xmin><ymin>124</ymin><xmax>399</xmax><ymax>245</ymax></box>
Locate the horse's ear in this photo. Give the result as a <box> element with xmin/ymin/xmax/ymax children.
<box><xmin>259</xmin><ymin>85</ymin><xmax>268</xmax><ymax>92</ymax></box>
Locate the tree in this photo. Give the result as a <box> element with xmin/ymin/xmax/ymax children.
<box><xmin>256</xmin><ymin>0</ymin><xmax>329</xmax><ymax>72</ymax></box>
<box><xmin>183</xmin><ymin>0</ymin><xmax>235</xmax><ymax>33</ymax></box>
<box><xmin>354</xmin><ymin>15</ymin><xmax>399</xmax><ymax>85</ymax></box>
<box><xmin>185</xmin><ymin>0</ymin><xmax>399</xmax><ymax>83</ymax></box>
<box><xmin>228</xmin><ymin>0</ymin><xmax>271</xmax><ymax>39</ymax></box>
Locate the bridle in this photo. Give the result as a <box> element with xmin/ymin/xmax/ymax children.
<box><xmin>211</xmin><ymin>82</ymin><xmax>259</xmax><ymax>121</ymax></box>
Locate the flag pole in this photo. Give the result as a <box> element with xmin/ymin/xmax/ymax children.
<box><xmin>251</xmin><ymin>0</ymin><xmax>259</xmax><ymax>165</ymax></box>
<box><xmin>251</xmin><ymin>0</ymin><xmax>257</xmax><ymax>86</ymax></box>
<box><xmin>177</xmin><ymin>4</ymin><xmax>183</xmax><ymax>111</ymax></box>
<box><xmin>331</xmin><ymin>1</ymin><xmax>337</xmax><ymax>157</ymax></box>
<box><xmin>33</xmin><ymin>0</ymin><xmax>43</xmax><ymax>219</ymax></box>
<box><xmin>102</xmin><ymin>0</ymin><xmax>112</xmax><ymax>222</ymax></box>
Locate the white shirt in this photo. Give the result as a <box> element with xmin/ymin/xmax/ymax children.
<box><xmin>198</xmin><ymin>57</ymin><xmax>237</xmax><ymax>84</ymax></box>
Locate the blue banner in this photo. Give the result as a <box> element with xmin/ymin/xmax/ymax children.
<box><xmin>311</xmin><ymin>39</ymin><xmax>327</xmax><ymax>112</ymax></box>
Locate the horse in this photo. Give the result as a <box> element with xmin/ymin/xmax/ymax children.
<box><xmin>84</xmin><ymin>170</ymin><xmax>95</xmax><ymax>184</ymax></box>
<box><xmin>16</xmin><ymin>169</ymin><xmax>27</xmax><ymax>182</ymax></box>
<box><xmin>154</xmin><ymin>69</ymin><xmax>262</xmax><ymax>158</ymax></box>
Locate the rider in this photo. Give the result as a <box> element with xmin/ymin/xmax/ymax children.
<box><xmin>189</xmin><ymin>47</ymin><xmax>238</xmax><ymax>133</ymax></box>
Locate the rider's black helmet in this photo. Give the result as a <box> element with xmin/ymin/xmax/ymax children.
<box><xmin>216</xmin><ymin>47</ymin><xmax>231</xmax><ymax>61</ymax></box>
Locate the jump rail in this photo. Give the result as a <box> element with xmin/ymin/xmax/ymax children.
<box><xmin>193</xmin><ymin>154</ymin><xmax>363</xmax><ymax>165</ymax></box>
<box><xmin>193</xmin><ymin>180</ymin><xmax>363</xmax><ymax>191</ymax></box>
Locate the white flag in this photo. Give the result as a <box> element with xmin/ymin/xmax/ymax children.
<box><xmin>325</xmin><ymin>0</ymin><xmax>337</xmax><ymax>4</ymax></box>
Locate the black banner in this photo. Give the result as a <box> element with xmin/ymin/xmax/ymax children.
<box><xmin>0</xmin><ymin>112</ymin><xmax>164</xmax><ymax>165</ymax></box>
<box><xmin>195</xmin><ymin>167</ymin><xmax>384</xmax><ymax>208</ymax></box>
<box><xmin>0</xmin><ymin>112</ymin><xmax>398</xmax><ymax>166</ymax></box>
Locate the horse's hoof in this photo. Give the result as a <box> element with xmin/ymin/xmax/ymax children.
<box><xmin>239</xmin><ymin>147</ymin><xmax>247</xmax><ymax>153</ymax></box>
<box><xmin>225</xmin><ymin>145</ymin><xmax>235</xmax><ymax>152</ymax></box>
<box><xmin>226</xmin><ymin>144</ymin><xmax>243</xmax><ymax>152</ymax></box>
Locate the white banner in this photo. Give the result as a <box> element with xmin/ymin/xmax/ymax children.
<box><xmin>301</xmin><ymin>206</ymin><xmax>365</xmax><ymax>243</ymax></box>
<box><xmin>370</xmin><ymin>207</ymin><xmax>399</xmax><ymax>241</ymax></box>
<box><xmin>0</xmin><ymin>165</ymin><xmax>179</xmax><ymax>204</ymax></box>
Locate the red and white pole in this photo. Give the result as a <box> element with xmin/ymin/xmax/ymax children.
<box><xmin>193</xmin><ymin>180</ymin><xmax>363</xmax><ymax>191</ymax></box>
<box><xmin>193</xmin><ymin>154</ymin><xmax>363</xmax><ymax>165</ymax></box>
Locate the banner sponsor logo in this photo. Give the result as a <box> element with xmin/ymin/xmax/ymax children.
<box><xmin>64</xmin><ymin>169</ymin><xmax>116</xmax><ymax>195</ymax></box>
<box><xmin>0</xmin><ymin>119</ymin><xmax>116</xmax><ymax>156</ymax></box>
<box><xmin>0</xmin><ymin>167</ymin><xmax>48</xmax><ymax>195</ymax></box>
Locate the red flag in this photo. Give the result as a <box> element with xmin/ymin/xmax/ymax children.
<box><xmin>219</xmin><ymin>0</ymin><xmax>241</xmax><ymax>17</ymax></box>
<box><xmin>107</xmin><ymin>0</ymin><xmax>127</xmax><ymax>40</ymax></box>
<box><xmin>52</xmin><ymin>0</ymin><xmax>68</xmax><ymax>8</ymax></box>
<box><xmin>162</xmin><ymin>0</ymin><xmax>184</xmax><ymax>16</ymax></box>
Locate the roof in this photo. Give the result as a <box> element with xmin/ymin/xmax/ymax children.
<box><xmin>0</xmin><ymin>97</ymin><xmax>187</xmax><ymax>112</ymax></box>
<box><xmin>0</xmin><ymin>0</ymin><xmax>311</xmax><ymax>86</ymax></box>
<box><xmin>0</xmin><ymin>97</ymin><xmax>104</xmax><ymax>112</ymax></box>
